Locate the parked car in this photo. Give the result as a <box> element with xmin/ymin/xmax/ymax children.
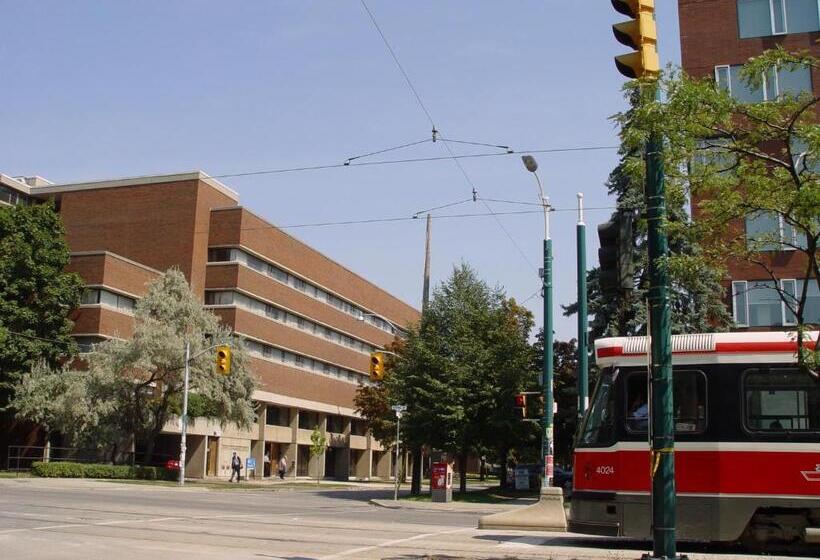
<box><xmin>165</xmin><ymin>459</ymin><xmax>181</xmax><ymax>471</ymax></box>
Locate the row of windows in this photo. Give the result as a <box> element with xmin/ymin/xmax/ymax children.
<box><xmin>580</xmin><ymin>367</ymin><xmax>819</xmax><ymax>446</ymax></box>
<box><xmin>208</xmin><ymin>248</ymin><xmax>401</xmax><ymax>336</ymax></box>
<box><xmin>244</xmin><ymin>338</ymin><xmax>372</xmax><ymax>386</ymax></box>
<box><xmin>265</xmin><ymin>406</ymin><xmax>368</xmax><ymax>435</ymax></box>
<box><xmin>732</xmin><ymin>279</ymin><xmax>820</xmax><ymax>327</ymax></box>
<box><xmin>205</xmin><ymin>290</ymin><xmax>378</xmax><ymax>355</ymax></box>
<box><xmin>73</xmin><ymin>335</ymin><xmax>109</xmax><ymax>353</ymax></box>
<box><xmin>737</xmin><ymin>0</ymin><xmax>819</xmax><ymax>38</ymax></box>
<box><xmin>715</xmin><ymin>63</ymin><xmax>812</xmax><ymax>103</ymax></box>
<box><xmin>80</xmin><ymin>288</ymin><xmax>136</xmax><ymax>313</ymax></box>
<box><xmin>0</xmin><ymin>184</ymin><xmax>31</xmax><ymax>206</ymax></box>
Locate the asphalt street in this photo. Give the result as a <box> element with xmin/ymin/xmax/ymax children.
<box><xmin>0</xmin><ymin>478</ymin><xmax>814</xmax><ymax>560</ymax></box>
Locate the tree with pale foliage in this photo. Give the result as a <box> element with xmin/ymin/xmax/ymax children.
<box><xmin>309</xmin><ymin>425</ymin><xmax>326</xmax><ymax>486</ymax></box>
<box><xmin>12</xmin><ymin>268</ymin><xmax>257</xmax><ymax>462</ymax></box>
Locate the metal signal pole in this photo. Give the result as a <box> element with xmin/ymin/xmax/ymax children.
<box><xmin>576</xmin><ymin>193</ymin><xmax>589</xmax><ymax>418</ymax></box>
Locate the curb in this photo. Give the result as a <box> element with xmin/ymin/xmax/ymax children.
<box><xmin>369</xmin><ymin>498</ymin><xmax>529</xmax><ymax>515</ymax></box>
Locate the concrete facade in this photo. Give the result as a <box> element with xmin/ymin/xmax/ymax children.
<box><xmin>677</xmin><ymin>0</ymin><xmax>819</xmax><ymax>330</ymax></box>
<box><xmin>11</xmin><ymin>171</ymin><xmax>417</xmax><ymax>480</ymax></box>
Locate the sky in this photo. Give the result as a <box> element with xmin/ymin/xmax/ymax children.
<box><xmin>1</xmin><ymin>1</ymin><xmax>681</xmax><ymax>340</ymax></box>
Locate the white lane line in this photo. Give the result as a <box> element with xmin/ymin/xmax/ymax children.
<box><xmin>319</xmin><ymin>526</ymin><xmax>472</xmax><ymax>559</ymax></box>
<box><xmin>0</xmin><ymin>515</ymin><xmax>182</xmax><ymax>535</ymax></box>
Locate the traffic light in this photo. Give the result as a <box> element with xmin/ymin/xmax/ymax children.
<box><xmin>598</xmin><ymin>210</ymin><xmax>634</xmax><ymax>296</ymax></box>
<box><xmin>216</xmin><ymin>345</ymin><xmax>232</xmax><ymax>375</ymax></box>
<box><xmin>369</xmin><ymin>352</ymin><xmax>385</xmax><ymax>381</ymax></box>
<box><xmin>612</xmin><ymin>0</ymin><xmax>659</xmax><ymax>79</ymax></box>
<box><xmin>514</xmin><ymin>394</ymin><xmax>527</xmax><ymax>418</ymax></box>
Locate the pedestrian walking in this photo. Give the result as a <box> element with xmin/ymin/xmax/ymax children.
<box><xmin>278</xmin><ymin>455</ymin><xmax>288</xmax><ymax>480</ymax></box>
<box><xmin>229</xmin><ymin>451</ymin><xmax>242</xmax><ymax>482</ymax></box>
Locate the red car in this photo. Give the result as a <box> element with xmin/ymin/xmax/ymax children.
<box><xmin>165</xmin><ymin>459</ymin><xmax>181</xmax><ymax>471</ymax></box>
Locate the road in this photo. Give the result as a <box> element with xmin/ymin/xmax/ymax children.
<box><xmin>0</xmin><ymin>478</ymin><xmax>814</xmax><ymax>560</ymax></box>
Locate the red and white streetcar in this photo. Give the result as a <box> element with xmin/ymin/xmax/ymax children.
<box><xmin>570</xmin><ymin>331</ymin><xmax>819</xmax><ymax>547</ymax></box>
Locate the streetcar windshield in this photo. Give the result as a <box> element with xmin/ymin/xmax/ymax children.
<box><xmin>577</xmin><ymin>367</ymin><xmax>617</xmax><ymax>447</ymax></box>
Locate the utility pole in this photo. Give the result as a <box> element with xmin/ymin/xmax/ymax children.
<box><xmin>179</xmin><ymin>340</ymin><xmax>191</xmax><ymax>486</ymax></box>
<box><xmin>646</xmin><ymin>88</ymin><xmax>676</xmax><ymax>560</ymax></box>
<box><xmin>611</xmin><ymin>1</ymin><xmax>677</xmax><ymax>557</ymax></box>
<box><xmin>576</xmin><ymin>193</ymin><xmax>589</xmax><ymax>418</ymax></box>
<box><xmin>521</xmin><ymin>155</ymin><xmax>554</xmax><ymax>490</ymax></box>
<box><xmin>411</xmin><ymin>214</ymin><xmax>432</xmax><ymax>496</ymax></box>
<box><xmin>391</xmin><ymin>404</ymin><xmax>406</xmax><ymax>501</ymax></box>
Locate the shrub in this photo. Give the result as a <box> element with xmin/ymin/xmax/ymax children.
<box><xmin>31</xmin><ymin>461</ymin><xmax>175</xmax><ymax>480</ymax></box>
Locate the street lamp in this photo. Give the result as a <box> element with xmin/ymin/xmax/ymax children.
<box><xmin>521</xmin><ymin>155</ymin><xmax>555</xmax><ymax>492</ymax></box>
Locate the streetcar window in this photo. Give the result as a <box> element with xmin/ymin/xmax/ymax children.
<box><xmin>743</xmin><ymin>368</ymin><xmax>820</xmax><ymax>432</ymax></box>
<box><xmin>578</xmin><ymin>368</ymin><xmax>617</xmax><ymax>446</ymax></box>
<box><xmin>624</xmin><ymin>370</ymin><xmax>707</xmax><ymax>434</ymax></box>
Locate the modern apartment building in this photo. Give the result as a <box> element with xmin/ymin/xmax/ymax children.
<box><xmin>678</xmin><ymin>0</ymin><xmax>819</xmax><ymax>330</ymax></box>
<box><xmin>4</xmin><ymin>171</ymin><xmax>419</xmax><ymax>479</ymax></box>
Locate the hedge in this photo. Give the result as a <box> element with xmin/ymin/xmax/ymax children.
<box><xmin>31</xmin><ymin>461</ymin><xmax>176</xmax><ymax>481</ymax></box>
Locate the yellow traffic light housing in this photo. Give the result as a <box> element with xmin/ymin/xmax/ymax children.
<box><xmin>216</xmin><ymin>345</ymin><xmax>232</xmax><ymax>375</ymax></box>
<box><xmin>369</xmin><ymin>352</ymin><xmax>385</xmax><ymax>381</ymax></box>
<box><xmin>612</xmin><ymin>0</ymin><xmax>659</xmax><ymax>79</ymax></box>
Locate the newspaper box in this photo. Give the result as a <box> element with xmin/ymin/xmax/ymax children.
<box><xmin>430</xmin><ymin>461</ymin><xmax>453</xmax><ymax>502</ymax></box>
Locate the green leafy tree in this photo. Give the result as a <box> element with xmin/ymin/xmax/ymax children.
<box><xmin>12</xmin><ymin>268</ymin><xmax>257</xmax><ymax>462</ymax></box>
<box><xmin>365</xmin><ymin>264</ymin><xmax>536</xmax><ymax>493</ymax></box>
<box><xmin>624</xmin><ymin>47</ymin><xmax>818</xmax><ymax>371</ymax></box>
<box><xmin>0</xmin><ymin>201</ymin><xmax>84</xmax><ymax>463</ymax></box>
<box><xmin>565</xmin><ymin>101</ymin><xmax>731</xmax><ymax>339</ymax></box>
<box><xmin>309</xmin><ymin>424</ymin><xmax>326</xmax><ymax>486</ymax></box>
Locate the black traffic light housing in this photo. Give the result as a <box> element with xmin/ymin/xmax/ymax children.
<box><xmin>514</xmin><ymin>394</ymin><xmax>527</xmax><ymax>417</ymax></box>
<box><xmin>598</xmin><ymin>210</ymin><xmax>635</xmax><ymax>296</ymax></box>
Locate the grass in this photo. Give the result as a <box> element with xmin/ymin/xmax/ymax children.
<box><xmin>401</xmin><ymin>486</ymin><xmax>538</xmax><ymax>504</ymax></box>
<box><xmin>0</xmin><ymin>471</ymin><xmax>31</xmax><ymax>479</ymax></box>
<box><xmin>98</xmin><ymin>478</ymin><xmax>359</xmax><ymax>491</ymax></box>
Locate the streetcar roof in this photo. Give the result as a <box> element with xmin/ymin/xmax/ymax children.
<box><xmin>594</xmin><ymin>330</ymin><xmax>819</xmax><ymax>367</ymax></box>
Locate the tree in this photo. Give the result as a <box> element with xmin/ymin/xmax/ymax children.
<box><xmin>0</xmin><ymin>201</ymin><xmax>84</xmax><ymax>463</ymax></box>
<box><xmin>12</xmin><ymin>268</ymin><xmax>257</xmax><ymax>462</ymax></box>
<box><xmin>359</xmin><ymin>264</ymin><xmax>537</xmax><ymax>494</ymax></box>
<box><xmin>624</xmin><ymin>47</ymin><xmax>818</xmax><ymax>371</ymax></box>
<box><xmin>309</xmin><ymin>425</ymin><xmax>326</xmax><ymax>486</ymax></box>
<box><xmin>564</xmin><ymin>97</ymin><xmax>731</xmax><ymax>340</ymax></box>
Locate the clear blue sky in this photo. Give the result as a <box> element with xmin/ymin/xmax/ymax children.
<box><xmin>1</xmin><ymin>1</ymin><xmax>681</xmax><ymax>340</ymax></box>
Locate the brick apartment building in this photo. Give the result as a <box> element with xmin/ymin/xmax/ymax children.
<box><xmin>1</xmin><ymin>171</ymin><xmax>419</xmax><ymax>479</ymax></box>
<box><xmin>678</xmin><ymin>0</ymin><xmax>819</xmax><ymax>329</ymax></box>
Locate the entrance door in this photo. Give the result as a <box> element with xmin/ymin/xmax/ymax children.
<box><xmin>324</xmin><ymin>447</ymin><xmax>336</xmax><ymax>478</ymax></box>
<box><xmin>206</xmin><ymin>437</ymin><xmax>219</xmax><ymax>477</ymax></box>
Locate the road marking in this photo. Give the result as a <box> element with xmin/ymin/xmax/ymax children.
<box><xmin>319</xmin><ymin>526</ymin><xmax>472</xmax><ymax>559</ymax></box>
<box><xmin>0</xmin><ymin>515</ymin><xmax>182</xmax><ymax>535</ymax></box>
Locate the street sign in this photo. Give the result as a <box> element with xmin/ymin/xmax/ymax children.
<box><xmin>391</xmin><ymin>405</ymin><xmax>407</xmax><ymax>413</ymax></box>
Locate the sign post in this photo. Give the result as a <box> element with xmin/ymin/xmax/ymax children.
<box><xmin>391</xmin><ymin>404</ymin><xmax>407</xmax><ymax>501</ymax></box>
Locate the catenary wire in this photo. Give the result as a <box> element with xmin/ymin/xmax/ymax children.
<box><xmin>357</xmin><ymin>0</ymin><xmax>537</xmax><ymax>271</ymax></box>
<box><xmin>206</xmin><ymin>144</ymin><xmax>619</xmax><ymax>180</ymax></box>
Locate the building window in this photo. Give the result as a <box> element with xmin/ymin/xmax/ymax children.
<box><xmin>745</xmin><ymin>211</ymin><xmax>806</xmax><ymax>251</ymax></box>
<box><xmin>743</xmin><ymin>368</ymin><xmax>819</xmax><ymax>432</ymax></box>
<box><xmin>326</xmin><ymin>415</ymin><xmax>344</xmax><ymax>434</ymax></box>
<box><xmin>74</xmin><ymin>335</ymin><xmax>107</xmax><ymax>353</ymax></box>
<box><xmin>737</xmin><ymin>0</ymin><xmax>820</xmax><ymax>37</ymax></box>
<box><xmin>350</xmin><ymin>420</ymin><xmax>368</xmax><ymax>436</ymax></box>
<box><xmin>729</xmin><ymin>279</ymin><xmax>820</xmax><ymax>327</ymax></box>
<box><xmin>204</xmin><ymin>291</ymin><xmax>234</xmax><ymax>305</ymax></box>
<box><xmin>715</xmin><ymin>63</ymin><xmax>812</xmax><ymax>102</ymax></box>
<box><xmin>298</xmin><ymin>411</ymin><xmax>319</xmax><ymax>430</ymax></box>
<box><xmin>265</xmin><ymin>405</ymin><xmax>290</xmax><ymax>427</ymax></box>
<box><xmin>207</xmin><ymin>248</ymin><xmax>234</xmax><ymax>262</ymax></box>
<box><xmin>81</xmin><ymin>288</ymin><xmax>135</xmax><ymax>313</ymax></box>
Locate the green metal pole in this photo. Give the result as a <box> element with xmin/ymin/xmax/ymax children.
<box><xmin>543</xmin><ymin>234</ymin><xmax>554</xmax><ymax>489</ymax></box>
<box><xmin>576</xmin><ymin>193</ymin><xmax>588</xmax><ymax>419</ymax></box>
<box><xmin>646</xmin><ymin>86</ymin><xmax>676</xmax><ymax>559</ymax></box>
